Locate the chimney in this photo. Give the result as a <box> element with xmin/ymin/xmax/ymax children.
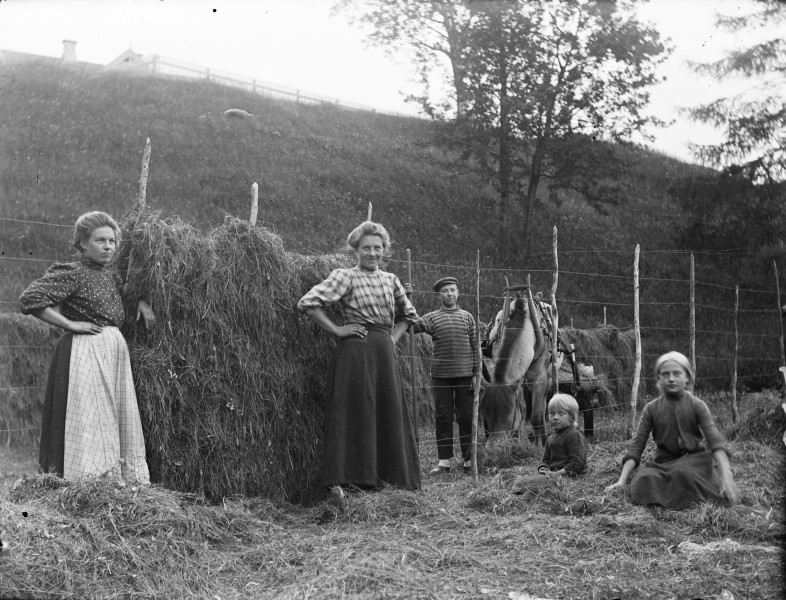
<box><xmin>62</xmin><ymin>40</ymin><xmax>76</xmax><ymax>63</ymax></box>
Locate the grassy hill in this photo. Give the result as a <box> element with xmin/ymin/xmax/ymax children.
<box><xmin>1</xmin><ymin>61</ymin><xmax>783</xmax><ymax>389</ymax></box>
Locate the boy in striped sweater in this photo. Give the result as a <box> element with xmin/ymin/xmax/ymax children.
<box><xmin>408</xmin><ymin>276</ymin><xmax>480</xmax><ymax>474</ymax></box>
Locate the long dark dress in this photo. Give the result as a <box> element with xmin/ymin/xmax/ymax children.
<box><xmin>19</xmin><ymin>257</ymin><xmax>149</xmax><ymax>483</ymax></box>
<box><xmin>623</xmin><ymin>391</ymin><xmax>729</xmax><ymax>509</ymax></box>
<box><xmin>298</xmin><ymin>266</ymin><xmax>421</xmax><ymax>490</ymax></box>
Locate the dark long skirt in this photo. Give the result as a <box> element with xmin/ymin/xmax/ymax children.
<box><xmin>320</xmin><ymin>327</ymin><xmax>421</xmax><ymax>490</ymax></box>
<box><xmin>630</xmin><ymin>452</ymin><xmax>725</xmax><ymax>509</ymax></box>
<box><xmin>39</xmin><ymin>333</ymin><xmax>73</xmax><ymax>476</ymax></box>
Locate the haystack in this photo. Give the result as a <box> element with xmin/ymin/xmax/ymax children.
<box><xmin>118</xmin><ymin>210</ymin><xmax>433</xmax><ymax>504</ymax></box>
<box><xmin>0</xmin><ymin>313</ymin><xmax>59</xmax><ymax>446</ymax></box>
<box><xmin>559</xmin><ymin>325</ymin><xmax>639</xmax><ymax>409</ymax></box>
<box><xmin>728</xmin><ymin>391</ymin><xmax>786</xmax><ymax>449</ymax></box>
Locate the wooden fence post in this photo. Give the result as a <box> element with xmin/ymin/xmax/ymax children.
<box><xmin>250</xmin><ymin>182</ymin><xmax>259</xmax><ymax>226</ymax></box>
<box><xmin>774</xmin><ymin>259</ymin><xmax>785</xmax><ymax>367</ymax></box>
<box><xmin>367</xmin><ymin>202</ymin><xmax>373</xmax><ymax>222</ymax></box>
<box><xmin>628</xmin><ymin>244</ymin><xmax>642</xmax><ymax>439</ymax></box>
<box><xmin>471</xmin><ymin>249</ymin><xmax>481</xmax><ymax>480</ymax></box>
<box><xmin>689</xmin><ymin>252</ymin><xmax>696</xmax><ymax>389</ymax></box>
<box><xmin>731</xmin><ymin>284</ymin><xmax>739</xmax><ymax>423</ymax></box>
<box><xmin>501</xmin><ymin>276</ymin><xmax>511</xmax><ymax>340</ymax></box>
<box><xmin>137</xmin><ymin>138</ymin><xmax>152</xmax><ymax>207</ymax></box>
<box><xmin>406</xmin><ymin>248</ymin><xmax>418</xmax><ymax>447</ymax></box>
<box><xmin>603</xmin><ymin>306</ymin><xmax>607</xmax><ymax>326</ymax></box>
<box><xmin>550</xmin><ymin>226</ymin><xmax>559</xmax><ymax>396</ymax></box>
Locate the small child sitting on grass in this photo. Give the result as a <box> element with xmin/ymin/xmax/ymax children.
<box><xmin>508</xmin><ymin>394</ymin><xmax>589</xmax><ymax>493</ymax></box>
<box><xmin>538</xmin><ymin>393</ymin><xmax>589</xmax><ymax>477</ymax></box>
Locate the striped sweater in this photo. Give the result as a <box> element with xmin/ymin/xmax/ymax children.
<box><xmin>412</xmin><ymin>306</ymin><xmax>478</xmax><ymax>378</ymax></box>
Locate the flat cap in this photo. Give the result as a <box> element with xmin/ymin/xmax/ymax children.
<box><xmin>433</xmin><ymin>276</ymin><xmax>459</xmax><ymax>293</ymax></box>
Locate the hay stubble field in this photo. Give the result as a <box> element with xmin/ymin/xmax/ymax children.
<box><xmin>1</xmin><ymin>394</ymin><xmax>783</xmax><ymax>600</ymax></box>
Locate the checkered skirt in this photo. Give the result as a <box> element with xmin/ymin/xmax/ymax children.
<box><xmin>63</xmin><ymin>327</ymin><xmax>150</xmax><ymax>483</ymax></box>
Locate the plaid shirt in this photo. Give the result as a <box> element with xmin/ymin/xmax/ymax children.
<box><xmin>298</xmin><ymin>267</ymin><xmax>418</xmax><ymax>328</ymax></box>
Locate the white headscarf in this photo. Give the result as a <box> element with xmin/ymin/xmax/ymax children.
<box><xmin>654</xmin><ymin>351</ymin><xmax>694</xmax><ymax>382</ymax></box>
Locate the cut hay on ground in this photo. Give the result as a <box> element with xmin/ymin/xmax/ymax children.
<box><xmin>560</xmin><ymin>325</ymin><xmax>638</xmax><ymax>410</ymax></box>
<box><xmin>2</xmin><ymin>430</ymin><xmax>782</xmax><ymax>600</ymax></box>
<box><xmin>0</xmin><ymin>313</ymin><xmax>59</xmax><ymax>447</ymax></box>
<box><xmin>117</xmin><ymin>209</ymin><xmax>433</xmax><ymax>504</ymax></box>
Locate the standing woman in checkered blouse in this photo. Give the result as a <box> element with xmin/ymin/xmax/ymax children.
<box><xmin>19</xmin><ymin>211</ymin><xmax>154</xmax><ymax>483</ymax></box>
<box><xmin>298</xmin><ymin>221</ymin><xmax>421</xmax><ymax>491</ymax></box>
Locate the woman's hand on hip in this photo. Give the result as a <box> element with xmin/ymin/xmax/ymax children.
<box><xmin>336</xmin><ymin>324</ymin><xmax>367</xmax><ymax>339</ymax></box>
<box><xmin>67</xmin><ymin>321</ymin><xmax>103</xmax><ymax>335</ymax></box>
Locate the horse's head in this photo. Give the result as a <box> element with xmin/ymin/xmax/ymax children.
<box><xmin>479</xmin><ymin>381</ymin><xmax>522</xmax><ymax>453</ymax></box>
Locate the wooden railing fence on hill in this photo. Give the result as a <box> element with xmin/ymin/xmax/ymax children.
<box><xmin>148</xmin><ymin>55</ymin><xmax>414</xmax><ymax>118</ymax></box>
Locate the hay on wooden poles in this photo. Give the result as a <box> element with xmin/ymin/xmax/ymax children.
<box><xmin>559</xmin><ymin>325</ymin><xmax>638</xmax><ymax>409</ymax></box>
<box><xmin>0</xmin><ymin>313</ymin><xmax>59</xmax><ymax>446</ymax></box>
<box><xmin>118</xmin><ymin>210</ymin><xmax>432</xmax><ymax>503</ymax></box>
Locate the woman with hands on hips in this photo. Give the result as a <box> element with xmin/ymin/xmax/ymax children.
<box><xmin>19</xmin><ymin>211</ymin><xmax>154</xmax><ymax>483</ymax></box>
<box><xmin>297</xmin><ymin>221</ymin><xmax>421</xmax><ymax>491</ymax></box>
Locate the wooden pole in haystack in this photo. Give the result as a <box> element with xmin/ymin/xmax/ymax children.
<box><xmin>550</xmin><ymin>226</ymin><xmax>559</xmax><ymax>396</ymax></box>
<box><xmin>250</xmin><ymin>182</ymin><xmax>259</xmax><ymax>226</ymax></box>
<box><xmin>137</xmin><ymin>137</ymin><xmax>151</xmax><ymax>208</ymax></box>
<box><xmin>124</xmin><ymin>138</ymin><xmax>151</xmax><ymax>287</ymax></box>
<box><xmin>471</xmin><ymin>249</ymin><xmax>481</xmax><ymax>481</ymax></box>
<box><xmin>603</xmin><ymin>306</ymin><xmax>607</xmax><ymax>326</ymax></box>
<box><xmin>367</xmin><ymin>202</ymin><xmax>373</xmax><ymax>222</ymax></box>
<box><xmin>689</xmin><ymin>252</ymin><xmax>696</xmax><ymax>389</ymax></box>
<box><xmin>628</xmin><ymin>244</ymin><xmax>642</xmax><ymax>439</ymax></box>
<box><xmin>405</xmin><ymin>248</ymin><xmax>418</xmax><ymax>446</ymax></box>
<box><xmin>731</xmin><ymin>284</ymin><xmax>739</xmax><ymax>423</ymax></box>
<box><xmin>773</xmin><ymin>259</ymin><xmax>786</xmax><ymax>367</ymax></box>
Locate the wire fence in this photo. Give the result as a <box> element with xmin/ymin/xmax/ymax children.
<box><xmin>1</xmin><ymin>214</ymin><xmax>784</xmax><ymax>445</ymax></box>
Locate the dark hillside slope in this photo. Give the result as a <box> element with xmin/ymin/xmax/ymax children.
<box><xmin>0</xmin><ymin>63</ymin><xmax>494</xmax><ymax>257</ymax></box>
<box><xmin>1</xmin><ymin>63</ymin><xmax>782</xmax><ymax>389</ymax></box>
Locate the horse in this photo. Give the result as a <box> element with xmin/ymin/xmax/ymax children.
<box><xmin>479</xmin><ymin>293</ymin><xmax>538</xmax><ymax>451</ymax></box>
<box><xmin>480</xmin><ymin>290</ymin><xmax>566</xmax><ymax>447</ymax></box>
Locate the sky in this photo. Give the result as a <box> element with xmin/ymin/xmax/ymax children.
<box><xmin>0</xmin><ymin>0</ymin><xmax>780</xmax><ymax>165</ymax></box>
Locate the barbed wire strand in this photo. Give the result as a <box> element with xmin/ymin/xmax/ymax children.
<box><xmin>0</xmin><ymin>216</ymin><xmax>73</xmax><ymax>229</ymax></box>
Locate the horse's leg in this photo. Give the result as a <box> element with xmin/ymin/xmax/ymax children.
<box><xmin>530</xmin><ymin>372</ymin><xmax>549</xmax><ymax>446</ymax></box>
<box><xmin>514</xmin><ymin>386</ymin><xmax>526</xmax><ymax>439</ymax></box>
<box><xmin>583</xmin><ymin>391</ymin><xmax>595</xmax><ymax>438</ymax></box>
<box><xmin>575</xmin><ymin>387</ymin><xmax>595</xmax><ymax>438</ymax></box>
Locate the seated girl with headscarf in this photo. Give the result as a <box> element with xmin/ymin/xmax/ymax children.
<box><xmin>605</xmin><ymin>351</ymin><xmax>739</xmax><ymax>509</ymax></box>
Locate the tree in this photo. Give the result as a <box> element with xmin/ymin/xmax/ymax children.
<box><xmin>686</xmin><ymin>1</ymin><xmax>785</xmax><ymax>183</ymax></box>
<box><xmin>459</xmin><ymin>1</ymin><xmax>668</xmax><ymax>258</ymax></box>
<box><xmin>334</xmin><ymin>0</ymin><xmax>668</xmax><ymax>260</ymax></box>
<box><xmin>332</xmin><ymin>0</ymin><xmax>476</xmax><ymax>119</ymax></box>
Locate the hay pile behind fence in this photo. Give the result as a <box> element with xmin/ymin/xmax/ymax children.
<box><xmin>728</xmin><ymin>391</ymin><xmax>786</xmax><ymax>449</ymax></box>
<box><xmin>560</xmin><ymin>325</ymin><xmax>638</xmax><ymax>408</ymax></box>
<box><xmin>119</xmin><ymin>210</ymin><xmax>433</xmax><ymax>504</ymax></box>
<box><xmin>0</xmin><ymin>313</ymin><xmax>59</xmax><ymax>446</ymax></box>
